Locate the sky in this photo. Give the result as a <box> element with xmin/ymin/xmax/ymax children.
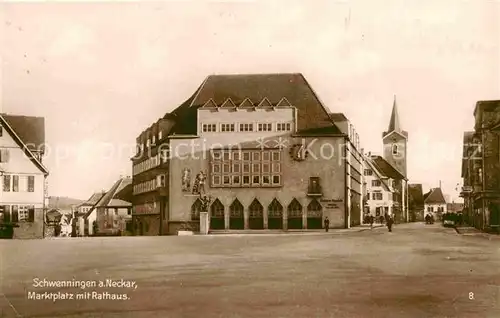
<box><xmin>1</xmin><ymin>0</ymin><xmax>499</xmax><ymax>201</ymax></box>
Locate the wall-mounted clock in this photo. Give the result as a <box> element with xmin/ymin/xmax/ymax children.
<box><xmin>289</xmin><ymin>143</ymin><xmax>308</xmax><ymax>161</ymax></box>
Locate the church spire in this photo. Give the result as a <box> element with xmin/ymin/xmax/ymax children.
<box><xmin>387</xmin><ymin>95</ymin><xmax>401</xmax><ymax>133</ymax></box>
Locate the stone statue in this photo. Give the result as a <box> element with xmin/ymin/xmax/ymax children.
<box><xmin>192</xmin><ymin>171</ymin><xmax>207</xmax><ymax>195</ymax></box>
<box><xmin>181</xmin><ymin>168</ymin><xmax>191</xmax><ymax>192</ymax></box>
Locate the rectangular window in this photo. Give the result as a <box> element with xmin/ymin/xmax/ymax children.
<box><xmin>272</xmin><ymin>175</ymin><xmax>281</xmax><ymax>185</ymax></box>
<box><xmin>12</xmin><ymin>175</ymin><xmax>19</xmax><ymax>192</ymax></box>
<box><xmin>372</xmin><ymin>192</ymin><xmax>383</xmax><ymax>200</ymax></box>
<box><xmin>252</xmin><ymin>152</ymin><xmax>260</xmax><ymax>161</ymax></box>
<box><xmin>371</xmin><ymin>180</ymin><xmax>381</xmax><ymax>187</ymax></box>
<box><xmin>223</xmin><ymin>175</ymin><xmax>231</xmax><ymax>185</ymax></box>
<box><xmin>252</xmin><ymin>163</ymin><xmax>260</xmax><ymax>173</ymax></box>
<box><xmin>232</xmin><ymin>163</ymin><xmax>241</xmax><ymax>173</ymax></box>
<box><xmin>262</xmin><ymin>163</ymin><xmax>270</xmax><ymax>174</ymax></box>
<box><xmin>232</xmin><ymin>151</ymin><xmax>241</xmax><ymax>161</ymax></box>
<box><xmin>232</xmin><ymin>175</ymin><xmax>240</xmax><ymax>186</ymax></box>
<box><xmin>239</xmin><ymin>123</ymin><xmax>254</xmax><ymax>132</ymax></box>
<box><xmin>308</xmin><ymin>177</ymin><xmax>321</xmax><ymax>194</ymax></box>
<box><xmin>364</xmin><ymin>169</ymin><xmax>373</xmax><ymax>176</ymax></box>
<box><xmin>212</xmin><ymin>164</ymin><xmax>221</xmax><ymax>174</ymax></box>
<box><xmin>223</xmin><ymin>164</ymin><xmax>231</xmax><ymax>173</ymax></box>
<box><xmin>202</xmin><ymin>124</ymin><xmax>217</xmax><ymax>132</ymax></box>
<box><xmin>242</xmin><ymin>151</ymin><xmax>251</xmax><ymax>161</ymax></box>
<box><xmin>262</xmin><ymin>175</ymin><xmax>271</xmax><ymax>185</ymax></box>
<box><xmin>252</xmin><ymin>175</ymin><xmax>260</xmax><ymax>185</ymax></box>
<box><xmin>18</xmin><ymin>206</ymin><xmax>28</xmax><ymax>221</ymax></box>
<box><xmin>242</xmin><ymin>175</ymin><xmax>251</xmax><ymax>185</ymax></box>
<box><xmin>3</xmin><ymin>175</ymin><xmax>11</xmax><ymax>192</ymax></box>
<box><xmin>277</xmin><ymin>123</ymin><xmax>292</xmax><ymax>131</ymax></box>
<box><xmin>0</xmin><ymin>149</ymin><xmax>10</xmax><ymax>163</ymax></box>
<box><xmin>262</xmin><ymin>151</ymin><xmax>270</xmax><ymax>161</ymax></box>
<box><xmin>258</xmin><ymin>123</ymin><xmax>272</xmax><ymax>132</ymax></box>
<box><xmin>242</xmin><ymin>163</ymin><xmax>250</xmax><ymax>173</ymax></box>
<box><xmin>223</xmin><ymin>152</ymin><xmax>231</xmax><ymax>161</ymax></box>
<box><xmin>272</xmin><ymin>151</ymin><xmax>281</xmax><ymax>161</ymax></box>
<box><xmin>11</xmin><ymin>205</ymin><xmax>18</xmax><ymax>223</ymax></box>
<box><xmin>221</xmin><ymin>124</ymin><xmax>235</xmax><ymax>132</ymax></box>
<box><xmin>272</xmin><ymin>163</ymin><xmax>281</xmax><ymax>173</ymax></box>
<box><xmin>0</xmin><ymin>126</ymin><xmax>2</xmax><ymax>136</ymax></box>
<box><xmin>158</xmin><ymin>131</ymin><xmax>163</xmax><ymax>140</ymax></box>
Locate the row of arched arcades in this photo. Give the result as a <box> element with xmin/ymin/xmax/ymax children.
<box><xmin>191</xmin><ymin>198</ymin><xmax>324</xmax><ymax>230</ymax></box>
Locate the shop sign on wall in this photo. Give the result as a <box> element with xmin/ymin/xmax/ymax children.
<box><xmin>320</xmin><ymin>198</ymin><xmax>343</xmax><ymax>209</ymax></box>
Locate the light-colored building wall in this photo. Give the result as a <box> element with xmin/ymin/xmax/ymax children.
<box><xmin>168</xmin><ymin>108</ymin><xmax>347</xmax><ymax>233</ymax></box>
<box><xmin>0</xmin><ymin>126</ymin><xmax>46</xmax><ymax>238</ymax></box>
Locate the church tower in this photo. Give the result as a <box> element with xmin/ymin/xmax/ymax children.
<box><xmin>382</xmin><ymin>96</ymin><xmax>408</xmax><ymax>177</ymax></box>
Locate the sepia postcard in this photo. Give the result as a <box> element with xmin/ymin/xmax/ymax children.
<box><xmin>0</xmin><ymin>0</ymin><xmax>499</xmax><ymax>317</ymax></box>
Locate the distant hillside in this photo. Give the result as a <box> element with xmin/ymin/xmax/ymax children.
<box><xmin>48</xmin><ymin>196</ymin><xmax>85</xmax><ymax>209</ymax></box>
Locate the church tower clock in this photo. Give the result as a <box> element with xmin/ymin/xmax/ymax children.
<box><xmin>382</xmin><ymin>96</ymin><xmax>408</xmax><ymax>178</ymax></box>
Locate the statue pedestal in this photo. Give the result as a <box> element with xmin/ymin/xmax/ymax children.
<box><xmin>199</xmin><ymin>212</ymin><xmax>209</xmax><ymax>235</ymax></box>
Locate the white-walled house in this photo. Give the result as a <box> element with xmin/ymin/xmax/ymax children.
<box><xmin>75</xmin><ymin>192</ymin><xmax>105</xmax><ymax>236</ymax></box>
<box><xmin>363</xmin><ymin>154</ymin><xmax>396</xmax><ymax>218</ymax></box>
<box><xmin>424</xmin><ymin>187</ymin><xmax>447</xmax><ymax>220</ymax></box>
<box><xmin>0</xmin><ymin>114</ymin><xmax>49</xmax><ymax>239</ymax></box>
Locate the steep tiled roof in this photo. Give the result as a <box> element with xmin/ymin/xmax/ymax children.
<box><xmin>78</xmin><ymin>192</ymin><xmax>105</xmax><ymax>207</ymax></box>
<box><xmin>408</xmin><ymin>184</ymin><xmax>424</xmax><ymax>206</ymax></box>
<box><xmin>370</xmin><ymin>155</ymin><xmax>406</xmax><ymax>180</ymax></box>
<box><xmin>364</xmin><ymin>156</ymin><xmax>391</xmax><ymax>190</ymax></box>
<box><xmin>167</xmin><ymin>73</ymin><xmax>343</xmax><ymax>136</ymax></box>
<box><xmin>329</xmin><ymin>113</ymin><xmax>348</xmax><ymax>122</ymax></box>
<box><xmin>1</xmin><ymin>114</ymin><xmax>45</xmax><ymax>153</ymax></box>
<box><xmin>115</xmin><ymin>182</ymin><xmax>133</xmax><ymax>202</ymax></box>
<box><xmin>96</xmin><ymin>177</ymin><xmax>132</xmax><ymax>208</ymax></box>
<box><xmin>0</xmin><ymin>113</ymin><xmax>48</xmax><ymax>175</ymax></box>
<box><xmin>424</xmin><ymin>188</ymin><xmax>446</xmax><ymax>205</ymax></box>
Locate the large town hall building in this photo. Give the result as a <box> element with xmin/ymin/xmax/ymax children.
<box><xmin>131</xmin><ymin>73</ymin><xmax>364</xmax><ymax>235</ymax></box>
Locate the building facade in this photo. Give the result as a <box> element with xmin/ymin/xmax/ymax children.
<box><xmin>362</xmin><ymin>154</ymin><xmax>397</xmax><ymax>220</ymax></box>
<box><xmin>0</xmin><ymin>114</ymin><xmax>48</xmax><ymax>239</ymax></box>
<box><xmin>95</xmin><ymin>177</ymin><xmax>132</xmax><ymax>235</ymax></box>
<box><xmin>408</xmin><ymin>183</ymin><xmax>424</xmax><ymax>221</ymax></box>
<box><xmin>460</xmin><ymin>100</ymin><xmax>500</xmax><ymax>232</ymax></box>
<box><xmin>423</xmin><ymin>187</ymin><xmax>447</xmax><ymax>220</ymax></box>
<box><xmin>132</xmin><ymin>73</ymin><xmax>364</xmax><ymax>234</ymax></box>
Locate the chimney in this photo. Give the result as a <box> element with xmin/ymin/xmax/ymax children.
<box><xmin>439</xmin><ymin>180</ymin><xmax>442</xmax><ymax>188</ymax></box>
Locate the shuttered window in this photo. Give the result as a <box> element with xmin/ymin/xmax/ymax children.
<box><xmin>28</xmin><ymin>176</ymin><xmax>35</xmax><ymax>192</ymax></box>
<box><xmin>11</xmin><ymin>205</ymin><xmax>18</xmax><ymax>222</ymax></box>
<box><xmin>3</xmin><ymin>175</ymin><xmax>10</xmax><ymax>192</ymax></box>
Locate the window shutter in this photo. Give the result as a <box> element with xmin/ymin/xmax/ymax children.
<box><xmin>3</xmin><ymin>206</ymin><xmax>10</xmax><ymax>223</ymax></box>
<box><xmin>4</xmin><ymin>149</ymin><xmax>9</xmax><ymax>162</ymax></box>
<box><xmin>11</xmin><ymin>205</ymin><xmax>18</xmax><ymax>222</ymax></box>
<box><xmin>28</xmin><ymin>207</ymin><xmax>35</xmax><ymax>222</ymax></box>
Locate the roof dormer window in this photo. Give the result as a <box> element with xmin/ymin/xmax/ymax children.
<box><xmin>158</xmin><ymin>131</ymin><xmax>163</xmax><ymax>140</ymax></box>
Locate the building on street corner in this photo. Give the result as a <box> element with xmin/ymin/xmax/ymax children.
<box><xmin>0</xmin><ymin>114</ymin><xmax>49</xmax><ymax>239</ymax></box>
<box><xmin>131</xmin><ymin>73</ymin><xmax>365</xmax><ymax>235</ymax></box>
<box><xmin>460</xmin><ymin>100</ymin><xmax>500</xmax><ymax>233</ymax></box>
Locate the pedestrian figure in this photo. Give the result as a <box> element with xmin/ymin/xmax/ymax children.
<box><xmin>387</xmin><ymin>214</ymin><xmax>394</xmax><ymax>232</ymax></box>
<box><xmin>369</xmin><ymin>215</ymin><xmax>374</xmax><ymax>229</ymax></box>
<box><xmin>324</xmin><ymin>217</ymin><xmax>330</xmax><ymax>232</ymax></box>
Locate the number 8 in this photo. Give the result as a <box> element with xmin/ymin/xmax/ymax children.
<box><xmin>469</xmin><ymin>292</ymin><xmax>474</xmax><ymax>300</ymax></box>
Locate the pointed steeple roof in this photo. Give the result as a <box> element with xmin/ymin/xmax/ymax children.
<box><xmin>388</xmin><ymin>95</ymin><xmax>401</xmax><ymax>133</ymax></box>
<box><xmin>383</xmin><ymin>95</ymin><xmax>408</xmax><ymax>140</ymax></box>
